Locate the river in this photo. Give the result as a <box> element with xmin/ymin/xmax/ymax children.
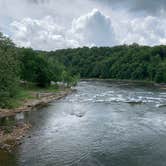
<box><xmin>1</xmin><ymin>80</ymin><xmax>166</xmax><ymax>166</ymax></box>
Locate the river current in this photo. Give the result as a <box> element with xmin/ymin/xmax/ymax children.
<box><xmin>1</xmin><ymin>80</ymin><xmax>166</xmax><ymax>166</ymax></box>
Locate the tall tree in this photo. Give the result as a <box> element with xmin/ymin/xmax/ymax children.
<box><xmin>0</xmin><ymin>34</ymin><xmax>19</xmax><ymax>108</ymax></box>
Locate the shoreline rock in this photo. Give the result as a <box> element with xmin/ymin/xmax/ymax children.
<box><xmin>0</xmin><ymin>123</ymin><xmax>31</xmax><ymax>152</ymax></box>
<box><xmin>0</xmin><ymin>88</ymin><xmax>75</xmax><ymax>152</ymax></box>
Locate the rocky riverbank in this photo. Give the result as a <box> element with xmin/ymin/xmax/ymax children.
<box><xmin>0</xmin><ymin>123</ymin><xmax>31</xmax><ymax>152</ymax></box>
<box><xmin>0</xmin><ymin>88</ymin><xmax>75</xmax><ymax>152</ymax></box>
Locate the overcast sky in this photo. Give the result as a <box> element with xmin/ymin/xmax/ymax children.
<box><xmin>0</xmin><ymin>0</ymin><xmax>166</xmax><ymax>50</ymax></box>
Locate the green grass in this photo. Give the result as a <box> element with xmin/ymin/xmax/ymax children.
<box><xmin>0</xmin><ymin>82</ymin><xmax>62</xmax><ymax>109</ymax></box>
<box><xmin>4</xmin><ymin>84</ymin><xmax>59</xmax><ymax>109</ymax></box>
<box><xmin>6</xmin><ymin>89</ymin><xmax>34</xmax><ymax>109</ymax></box>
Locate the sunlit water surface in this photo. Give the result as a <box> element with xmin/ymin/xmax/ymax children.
<box><xmin>1</xmin><ymin>80</ymin><xmax>166</xmax><ymax>166</ymax></box>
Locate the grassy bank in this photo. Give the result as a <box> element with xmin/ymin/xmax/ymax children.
<box><xmin>2</xmin><ymin>84</ymin><xmax>60</xmax><ymax>109</ymax></box>
<box><xmin>0</xmin><ymin>84</ymin><xmax>73</xmax><ymax>117</ymax></box>
<box><xmin>0</xmin><ymin>85</ymin><xmax>74</xmax><ymax>152</ymax></box>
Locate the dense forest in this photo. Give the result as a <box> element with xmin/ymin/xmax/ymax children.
<box><xmin>0</xmin><ymin>32</ymin><xmax>166</xmax><ymax>107</ymax></box>
<box><xmin>0</xmin><ymin>33</ymin><xmax>77</xmax><ymax>108</ymax></box>
<box><xmin>49</xmin><ymin>44</ymin><xmax>166</xmax><ymax>83</ymax></box>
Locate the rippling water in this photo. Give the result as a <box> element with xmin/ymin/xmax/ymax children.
<box><xmin>1</xmin><ymin>80</ymin><xmax>166</xmax><ymax>166</ymax></box>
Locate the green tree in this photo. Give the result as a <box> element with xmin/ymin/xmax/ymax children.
<box><xmin>20</xmin><ymin>49</ymin><xmax>53</xmax><ymax>87</ymax></box>
<box><xmin>0</xmin><ymin>34</ymin><xmax>19</xmax><ymax>108</ymax></box>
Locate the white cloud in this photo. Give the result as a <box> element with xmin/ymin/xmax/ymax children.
<box><xmin>10</xmin><ymin>9</ymin><xmax>116</xmax><ymax>50</ymax></box>
<box><xmin>1</xmin><ymin>0</ymin><xmax>166</xmax><ymax>49</ymax></box>
<box><xmin>70</xmin><ymin>9</ymin><xmax>116</xmax><ymax>47</ymax></box>
<box><xmin>11</xmin><ymin>16</ymin><xmax>80</xmax><ymax>50</ymax></box>
<box><xmin>0</xmin><ymin>0</ymin><xmax>97</xmax><ymax>28</ymax></box>
<box><xmin>115</xmin><ymin>14</ymin><xmax>166</xmax><ymax>45</ymax></box>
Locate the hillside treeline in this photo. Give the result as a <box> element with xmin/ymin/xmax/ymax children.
<box><xmin>1</xmin><ymin>32</ymin><xmax>166</xmax><ymax>108</ymax></box>
<box><xmin>0</xmin><ymin>33</ymin><xmax>76</xmax><ymax>108</ymax></box>
<box><xmin>49</xmin><ymin>44</ymin><xmax>166</xmax><ymax>83</ymax></box>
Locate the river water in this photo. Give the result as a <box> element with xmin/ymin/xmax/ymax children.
<box><xmin>1</xmin><ymin>80</ymin><xmax>166</xmax><ymax>166</ymax></box>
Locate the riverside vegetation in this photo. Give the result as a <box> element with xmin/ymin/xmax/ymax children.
<box><xmin>0</xmin><ymin>32</ymin><xmax>78</xmax><ymax>151</ymax></box>
<box><xmin>0</xmin><ymin>32</ymin><xmax>78</xmax><ymax>109</ymax></box>
<box><xmin>0</xmin><ymin>32</ymin><xmax>166</xmax><ymax>151</ymax></box>
<box><xmin>50</xmin><ymin>44</ymin><xmax>166</xmax><ymax>83</ymax></box>
<box><xmin>1</xmin><ymin>32</ymin><xmax>166</xmax><ymax>109</ymax></box>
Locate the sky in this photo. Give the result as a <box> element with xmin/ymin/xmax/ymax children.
<box><xmin>0</xmin><ymin>0</ymin><xmax>166</xmax><ymax>50</ymax></box>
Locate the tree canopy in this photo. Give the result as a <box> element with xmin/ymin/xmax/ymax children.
<box><xmin>0</xmin><ymin>33</ymin><xmax>76</xmax><ymax>108</ymax></box>
<box><xmin>49</xmin><ymin>45</ymin><xmax>166</xmax><ymax>83</ymax></box>
<box><xmin>0</xmin><ymin>33</ymin><xmax>19</xmax><ymax>108</ymax></box>
<box><xmin>1</xmin><ymin>32</ymin><xmax>166</xmax><ymax>108</ymax></box>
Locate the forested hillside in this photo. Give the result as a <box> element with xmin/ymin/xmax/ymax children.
<box><xmin>48</xmin><ymin>44</ymin><xmax>166</xmax><ymax>83</ymax></box>
<box><xmin>0</xmin><ymin>33</ymin><xmax>76</xmax><ymax>108</ymax></box>
<box><xmin>1</xmin><ymin>32</ymin><xmax>166</xmax><ymax>108</ymax></box>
